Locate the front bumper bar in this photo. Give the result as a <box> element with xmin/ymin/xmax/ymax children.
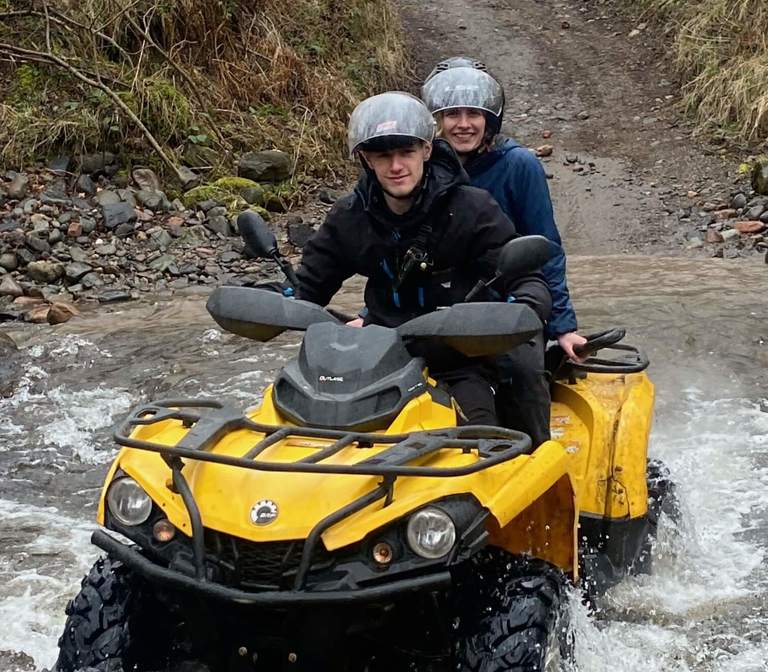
<box><xmin>93</xmin><ymin>530</ymin><xmax>452</xmax><ymax>606</ymax></box>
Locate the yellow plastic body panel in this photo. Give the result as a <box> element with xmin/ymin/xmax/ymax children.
<box><xmin>98</xmin><ymin>369</ymin><xmax>653</xmax><ymax>578</ymax></box>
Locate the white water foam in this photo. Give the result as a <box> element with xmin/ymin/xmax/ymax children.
<box><xmin>570</xmin><ymin>389</ymin><xmax>768</xmax><ymax>671</ymax></box>
<box><xmin>0</xmin><ymin>499</ymin><xmax>98</xmax><ymax>671</ymax></box>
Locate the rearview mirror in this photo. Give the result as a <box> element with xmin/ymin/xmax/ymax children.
<box><xmin>497</xmin><ymin>235</ymin><xmax>559</xmax><ymax>279</ymax></box>
<box><xmin>237</xmin><ymin>211</ymin><xmax>277</xmax><ymax>259</ymax></box>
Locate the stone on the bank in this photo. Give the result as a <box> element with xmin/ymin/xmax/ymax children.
<box><xmin>98</xmin><ymin>289</ymin><xmax>132</xmax><ymax>303</ymax></box>
<box><xmin>76</xmin><ymin>174</ymin><xmax>97</xmax><ymax>196</ymax></box>
<box><xmin>734</xmin><ymin>221</ymin><xmax>766</xmax><ymax>234</ymax></box>
<box><xmin>149</xmin><ymin>254</ymin><xmax>176</xmax><ymax>272</ymax></box>
<box><xmin>178</xmin><ymin>166</ymin><xmax>201</xmax><ymax>190</ymax></box>
<box><xmin>713</xmin><ymin>209</ymin><xmax>737</xmax><ymax>221</ymax></box>
<box><xmin>751</xmin><ymin>157</ymin><xmax>768</xmax><ymax>196</ymax></box>
<box><xmin>26</xmin><ymin>260</ymin><xmax>64</xmax><ymax>282</ymax></box>
<box><xmin>287</xmin><ymin>219</ymin><xmax>315</xmax><ymax>248</ymax></box>
<box><xmin>47</xmin><ymin>301</ymin><xmax>79</xmax><ymax>325</ymax></box>
<box><xmin>746</xmin><ymin>205</ymin><xmax>765</xmax><ymax>220</ymax></box>
<box><xmin>318</xmin><ymin>189</ymin><xmax>343</xmax><ymax>204</ymax></box>
<box><xmin>730</xmin><ymin>193</ymin><xmax>747</xmax><ymax>210</ymax></box>
<box><xmin>0</xmin><ymin>252</ymin><xmax>18</xmax><ymax>271</ymax></box>
<box><xmin>149</xmin><ymin>227</ymin><xmax>173</xmax><ymax>250</ymax></box>
<box><xmin>0</xmin><ymin>275</ymin><xmax>23</xmax><ymax>297</ymax></box>
<box><xmin>101</xmin><ymin>202</ymin><xmax>137</xmax><ymax>230</ymax></box>
<box><xmin>80</xmin><ymin>217</ymin><xmax>96</xmax><ymax>234</ymax></box>
<box><xmin>183</xmin><ymin>144</ymin><xmax>220</xmax><ymax>169</ymax></box>
<box><xmin>24</xmin><ymin>304</ymin><xmax>50</xmax><ymax>323</ymax></box>
<box><xmin>65</xmin><ymin>262</ymin><xmax>93</xmax><ymax>282</ymax></box>
<box><xmin>81</xmin><ymin>271</ymin><xmax>104</xmax><ymax>288</ymax></box>
<box><xmin>238</xmin><ymin>150</ymin><xmax>292</xmax><ymax>183</ymax></box>
<box><xmin>66</xmin><ymin>221</ymin><xmax>83</xmax><ymax>238</ymax></box>
<box><xmin>705</xmin><ymin>229</ymin><xmax>724</xmax><ymax>243</ymax></box>
<box><xmin>132</xmin><ymin>168</ymin><xmax>161</xmax><ymax>192</ymax></box>
<box><xmin>48</xmin><ymin>156</ymin><xmax>71</xmax><ymax>172</ymax></box>
<box><xmin>95</xmin><ymin>243</ymin><xmax>117</xmax><ymax>256</ymax></box>
<box><xmin>136</xmin><ymin>189</ymin><xmax>169</xmax><ymax>211</ymax></box>
<box><xmin>535</xmin><ymin>145</ymin><xmax>554</xmax><ymax>157</ymax></box>
<box><xmin>95</xmin><ymin>190</ymin><xmax>121</xmax><ymax>207</ymax></box>
<box><xmin>204</xmin><ymin>215</ymin><xmax>231</xmax><ymax>237</ymax></box>
<box><xmin>6</xmin><ymin>174</ymin><xmax>29</xmax><ymax>200</ymax></box>
<box><xmin>80</xmin><ymin>151</ymin><xmax>116</xmax><ymax>175</ymax></box>
<box><xmin>26</xmin><ymin>234</ymin><xmax>51</xmax><ymax>254</ymax></box>
<box><xmin>721</xmin><ymin>228</ymin><xmax>740</xmax><ymax>241</ymax></box>
<box><xmin>686</xmin><ymin>236</ymin><xmax>704</xmax><ymax>249</ymax></box>
<box><xmin>114</xmin><ymin>223</ymin><xmax>135</xmax><ymax>238</ymax></box>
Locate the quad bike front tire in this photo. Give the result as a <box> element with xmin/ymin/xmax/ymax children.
<box><xmin>453</xmin><ymin>552</ymin><xmax>571</xmax><ymax>672</ymax></box>
<box><xmin>56</xmin><ymin>556</ymin><xmax>172</xmax><ymax>672</ymax></box>
<box><xmin>634</xmin><ymin>458</ymin><xmax>679</xmax><ymax>574</ymax></box>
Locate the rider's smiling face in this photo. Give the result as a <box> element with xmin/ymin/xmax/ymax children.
<box><xmin>361</xmin><ymin>142</ymin><xmax>432</xmax><ymax>200</ymax></box>
<box><xmin>441</xmin><ymin>108</ymin><xmax>486</xmax><ymax>154</ymax></box>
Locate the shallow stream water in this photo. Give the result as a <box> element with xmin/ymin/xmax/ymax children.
<box><xmin>0</xmin><ymin>256</ymin><xmax>766</xmax><ymax>671</ymax></box>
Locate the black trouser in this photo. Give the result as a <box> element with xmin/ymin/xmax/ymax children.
<box><xmin>435</xmin><ymin>365</ymin><xmax>498</xmax><ymax>426</ymax></box>
<box><xmin>494</xmin><ymin>333</ymin><xmax>551</xmax><ymax>446</ymax></box>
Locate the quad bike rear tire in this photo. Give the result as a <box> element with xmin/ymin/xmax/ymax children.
<box><xmin>453</xmin><ymin>551</ymin><xmax>571</xmax><ymax>672</ymax></box>
<box><xmin>56</xmin><ymin>556</ymin><xmax>171</xmax><ymax>672</ymax></box>
<box><xmin>634</xmin><ymin>458</ymin><xmax>679</xmax><ymax>574</ymax></box>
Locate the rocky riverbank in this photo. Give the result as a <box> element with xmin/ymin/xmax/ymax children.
<box><xmin>0</xmin><ymin>157</ymin><xmax>342</xmax><ymax>325</ymax></box>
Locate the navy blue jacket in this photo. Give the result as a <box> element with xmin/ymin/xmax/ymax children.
<box><xmin>465</xmin><ymin>138</ymin><xmax>577</xmax><ymax>338</ymax></box>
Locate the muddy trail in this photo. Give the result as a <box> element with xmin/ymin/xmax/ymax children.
<box><xmin>1</xmin><ymin>0</ymin><xmax>767</xmax><ymax>671</ymax></box>
<box><xmin>398</xmin><ymin>0</ymin><xmax>740</xmax><ymax>256</ymax></box>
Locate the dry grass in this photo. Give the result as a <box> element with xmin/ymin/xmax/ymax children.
<box><xmin>622</xmin><ymin>0</ymin><xmax>768</xmax><ymax>144</ymax></box>
<box><xmin>0</xmin><ymin>0</ymin><xmax>409</xmax><ymax>182</ymax></box>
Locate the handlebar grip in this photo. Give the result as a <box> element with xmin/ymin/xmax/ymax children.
<box><xmin>573</xmin><ymin>328</ymin><xmax>626</xmax><ymax>357</ymax></box>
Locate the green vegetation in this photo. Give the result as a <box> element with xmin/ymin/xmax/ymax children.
<box><xmin>0</xmin><ymin>0</ymin><xmax>408</xmax><ymax>186</ymax></box>
<box><xmin>622</xmin><ymin>0</ymin><xmax>768</xmax><ymax>144</ymax></box>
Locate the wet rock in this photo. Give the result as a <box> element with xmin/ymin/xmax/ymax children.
<box><xmin>98</xmin><ymin>289</ymin><xmax>132</xmax><ymax>303</ymax></box>
<box><xmin>238</xmin><ymin>150</ymin><xmax>292</xmax><ymax>183</ymax></box>
<box><xmin>101</xmin><ymin>202</ymin><xmax>137</xmax><ymax>230</ymax></box>
<box><xmin>65</xmin><ymin>262</ymin><xmax>93</xmax><ymax>282</ymax></box>
<box><xmin>47</xmin><ymin>301</ymin><xmax>79</xmax><ymax>325</ymax></box>
<box><xmin>24</xmin><ymin>304</ymin><xmax>50</xmax><ymax>323</ymax></box>
<box><xmin>730</xmin><ymin>193</ymin><xmax>747</xmax><ymax>210</ymax></box>
<box><xmin>734</xmin><ymin>221</ymin><xmax>765</xmax><ymax>234</ymax></box>
<box><xmin>745</xmin><ymin>205</ymin><xmax>765</xmax><ymax>220</ymax></box>
<box><xmin>132</xmin><ymin>167</ymin><xmax>161</xmax><ymax>192</ymax></box>
<box><xmin>6</xmin><ymin>174</ymin><xmax>29</xmax><ymax>200</ymax></box>
<box><xmin>26</xmin><ymin>260</ymin><xmax>64</xmax><ymax>282</ymax></box>
<box><xmin>0</xmin><ymin>275</ymin><xmax>23</xmax><ymax>297</ymax></box>
<box><xmin>0</xmin><ymin>332</ymin><xmax>22</xmax><ymax>397</ymax></box>
<box><xmin>76</xmin><ymin>173</ymin><xmax>97</xmax><ymax>195</ymax></box>
<box><xmin>80</xmin><ymin>151</ymin><xmax>116</xmax><ymax>174</ymax></box>
<box><xmin>0</xmin><ymin>252</ymin><xmax>18</xmax><ymax>271</ymax></box>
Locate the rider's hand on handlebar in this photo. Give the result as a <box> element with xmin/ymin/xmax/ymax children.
<box><xmin>558</xmin><ymin>332</ymin><xmax>588</xmax><ymax>362</ymax></box>
<box><xmin>346</xmin><ymin>318</ymin><xmax>364</xmax><ymax>328</ymax></box>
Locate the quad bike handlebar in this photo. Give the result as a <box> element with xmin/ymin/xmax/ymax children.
<box><xmin>558</xmin><ymin>328</ymin><xmax>649</xmax><ymax>376</ymax></box>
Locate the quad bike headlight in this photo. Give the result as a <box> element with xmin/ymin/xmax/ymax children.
<box><xmin>406</xmin><ymin>507</ymin><xmax>456</xmax><ymax>559</ymax></box>
<box><xmin>106</xmin><ymin>477</ymin><xmax>153</xmax><ymax>527</ymax></box>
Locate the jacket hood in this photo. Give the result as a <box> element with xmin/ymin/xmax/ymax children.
<box><xmin>354</xmin><ymin>139</ymin><xmax>468</xmax><ymax>229</ymax></box>
<box><xmin>464</xmin><ymin>136</ymin><xmax>521</xmax><ymax>177</ymax></box>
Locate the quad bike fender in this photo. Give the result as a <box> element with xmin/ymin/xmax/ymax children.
<box><xmin>485</xmin><ymin>441</ymin><xmax>578</xmax><ymax>577</ymax></box>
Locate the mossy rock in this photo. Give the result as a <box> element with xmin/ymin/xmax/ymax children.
<box><xmin>182</xmin><ymin>184</ymin><xmax>248</xmax><ymax>215</ymax></box>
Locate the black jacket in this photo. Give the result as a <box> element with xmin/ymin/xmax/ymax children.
<box><xmin>297</xmin><ymin>139</ymin><xmax>551</xmax><ymax>328</ymax></box>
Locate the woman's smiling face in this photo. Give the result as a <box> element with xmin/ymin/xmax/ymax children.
<box><xmin>440</xmin><ymin>108</ymin><xmax>487</xmax><ymax>154</ymax></box>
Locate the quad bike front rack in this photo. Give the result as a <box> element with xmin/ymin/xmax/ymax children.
<box><xmin>110</xmin><ymin>400</ymin><xmax>533</xmax><ymax>596</ymax></box>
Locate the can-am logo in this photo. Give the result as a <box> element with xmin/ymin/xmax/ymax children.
<box><xmin>250</xmin><ymin>499</ymin><xmax>279</xmax><ymax>526</ymax></box>
<box><xmin>318</xmin><ymin>375</ymin><xmax>344</xmax><ymax>382</ymax></box>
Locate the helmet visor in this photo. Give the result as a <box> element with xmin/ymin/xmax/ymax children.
<box><xmin>347</xmin><ymin>92</ymin><xmax>435</xmax><ymax>157</ymax></box>
<box><xmin>421</xmin><ymin>67</ymin><xmax>504</xmax><ymax>117</ymax></box>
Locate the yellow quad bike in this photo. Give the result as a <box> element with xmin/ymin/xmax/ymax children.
<box><xmin>55</xmin><ymin>227</ymin><xmax>670</xmax><ymax>672</ymax></box>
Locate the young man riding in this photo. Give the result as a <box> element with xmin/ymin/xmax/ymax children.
<box><xmin>296</xmin><ymin>91</ymin><xmax>551</xmax><ymax>426</ymax></box>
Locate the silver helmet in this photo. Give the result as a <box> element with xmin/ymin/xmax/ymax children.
<box><xmin>347</xmin><ymin>92</ymin><xmax>436</xmax><ymax>157</ymax></box>
<box><xmin>421</xmin><ymin>66</ymin><xmax>504</xmax><ymax>118</ymax></box>
<box><xmin>425</xmin><ymin>56</ymin><xmax>488</xmax><ymax>83</ymax></box>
